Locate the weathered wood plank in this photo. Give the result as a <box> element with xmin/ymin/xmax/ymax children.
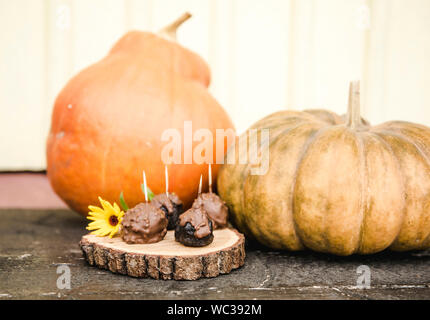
<box><xmin>0</xmin><ymin>209</ymin><xmax>429</xmax><ymax>299</ymax></box>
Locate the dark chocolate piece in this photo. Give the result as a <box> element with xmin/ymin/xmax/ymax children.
<box><xmin>175</xmin><ymin>204</ymin><xmax>213</xmax><ymax>247</ymax></box>
<box><xmin>121</xmin><ymin>202</ymin><xmax>168</xmax><ymax>244</ymax></box>
<box><xmin>151</xmin><ymin>193</ymin><xmax>183</xmax><ymax>230</ymax></box>
<box><xmin>192</xmin><ymin>193</ymin><xmax>228</xmax><ymax>229</ymax></box>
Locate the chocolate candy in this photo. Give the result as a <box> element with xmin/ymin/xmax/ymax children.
<box><xmin>151</xmin><ymin>193</ymin><xmax>183</xmax><ymax>230</ymax></box>
<box><xmin>175</xmin><ymin>204</ymin><xmax>214</xmax><ymax>247</ymax></box>
<box><xmin>192</xmin><ymin>193</ymin><xmax>228</xmax><ymax>229</ymax></box>
<box><xmin>121</xmin><ymin>202</ymin><xmax>168</xmax><ymax>244</ymax></box>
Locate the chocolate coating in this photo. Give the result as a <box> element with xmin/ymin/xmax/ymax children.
<box><xmin>175</xmin><ymin>204</ymin><xmax>213</xmax><ymax>247</ymax></box>
<box><xmin>192</xmin><ymin>193</ymin><xmax>228</xmax><ymax>229</ymax></box>
<box><xmin>151</xmin><ymin>193</ymin><xmax>183</xmax><ymax>230</ymax></box>
<box><xmin>121</xmin><ymin>202</ymin><xmax>168</xmax><ymax>244</ymax></box>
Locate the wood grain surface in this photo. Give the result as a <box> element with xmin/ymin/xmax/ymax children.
<box><xmin>80</xmin><ymin>229</ymin><xmax>245</xmax><ymax>280</ymax></box>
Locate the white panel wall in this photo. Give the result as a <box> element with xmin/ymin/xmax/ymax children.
<box><xmin>1</xmin><ymin>0</ymin><xmax>430</xmax><ymax>170</ymax></box>
<box><xmin>232</xmin><ymin>0</ymin><xmax>291</xmax><ymax>132</ymax></box>
<box><xmin>0</xmin><ymin>0</ymin><xmax>47</xmax><ymax>169</ymax></box>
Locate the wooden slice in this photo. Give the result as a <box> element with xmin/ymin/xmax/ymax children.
<box><xmin>79</xmin><ymin>228</ymin><xmax>245</xmax><ymax>280</ymax></box>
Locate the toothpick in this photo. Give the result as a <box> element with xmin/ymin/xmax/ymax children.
<box><xmin>208</xmin><ymin>164</ymin><xmax>212</xmax><ymax>193</ymax></box>
<box><xmin>143</xmin><ymin>170</ymin><xmax>148</xmax><ymax>202</ymax></box>
<box><xmin>165</xmin><ymin>165</ymin><xmax>169</xmax><ymax>198</ymax></box>
<box><xmin>198</xmin><ymin>174</ymin><xmax>202</xmax><ymax>195</ymax></box>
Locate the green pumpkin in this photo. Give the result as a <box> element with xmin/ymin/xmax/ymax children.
<box><xmin>217</xmin><ymin>82</ymin><xmax>430</xmax><ymax>255</ymax></box>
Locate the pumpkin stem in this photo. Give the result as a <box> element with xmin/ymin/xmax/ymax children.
<box><xmin>158</xmin><ymin>12</ymin><xmax>192</xmax><ymax>41</ymax></box>
<box><xmin>346</xmin><ymin>81</ymin><xmax>362</xmax><ymax>129</ymax></box>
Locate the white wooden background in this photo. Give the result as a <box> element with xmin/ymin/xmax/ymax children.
<box><xmin>1</xmin><ymin>0</ymin><xmax>430</xmax><ymax>170</ymax></box>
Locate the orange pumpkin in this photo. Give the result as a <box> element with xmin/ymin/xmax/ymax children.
<box><xmin>47</xmin><ymin>13</ymin><xmax>235</xmax><ymax>216</ymax></box>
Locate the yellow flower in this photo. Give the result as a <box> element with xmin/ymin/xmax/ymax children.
<box><xmin>86</xmin><ymin>197</ymin><xmax>124</xmax><ymax>238</ymax></box>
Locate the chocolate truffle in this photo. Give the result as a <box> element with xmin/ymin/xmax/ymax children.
<box><xmin>151</xmin><ymin>193</ymin><xmax>183</xmax><ymax>230</ymax></box>
<box><xmin>192</xmin><ymin>193</ymin><xmax>228</xmax><ymax>229</ymax></box>
<box><xmin>175</xmin><ymin>204</ymin><xmax>214</xmax><ymax>247</ymax></box>
<box><xmin>121</xmin><ymin>203</ymin><xmax>168</xmax><ymax>244</ymax></box>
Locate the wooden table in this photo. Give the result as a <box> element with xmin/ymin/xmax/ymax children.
<box><xmin>1</xmin><ymin>209</ymin><xmax>429</xmax><ymax>300</ymax></box>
